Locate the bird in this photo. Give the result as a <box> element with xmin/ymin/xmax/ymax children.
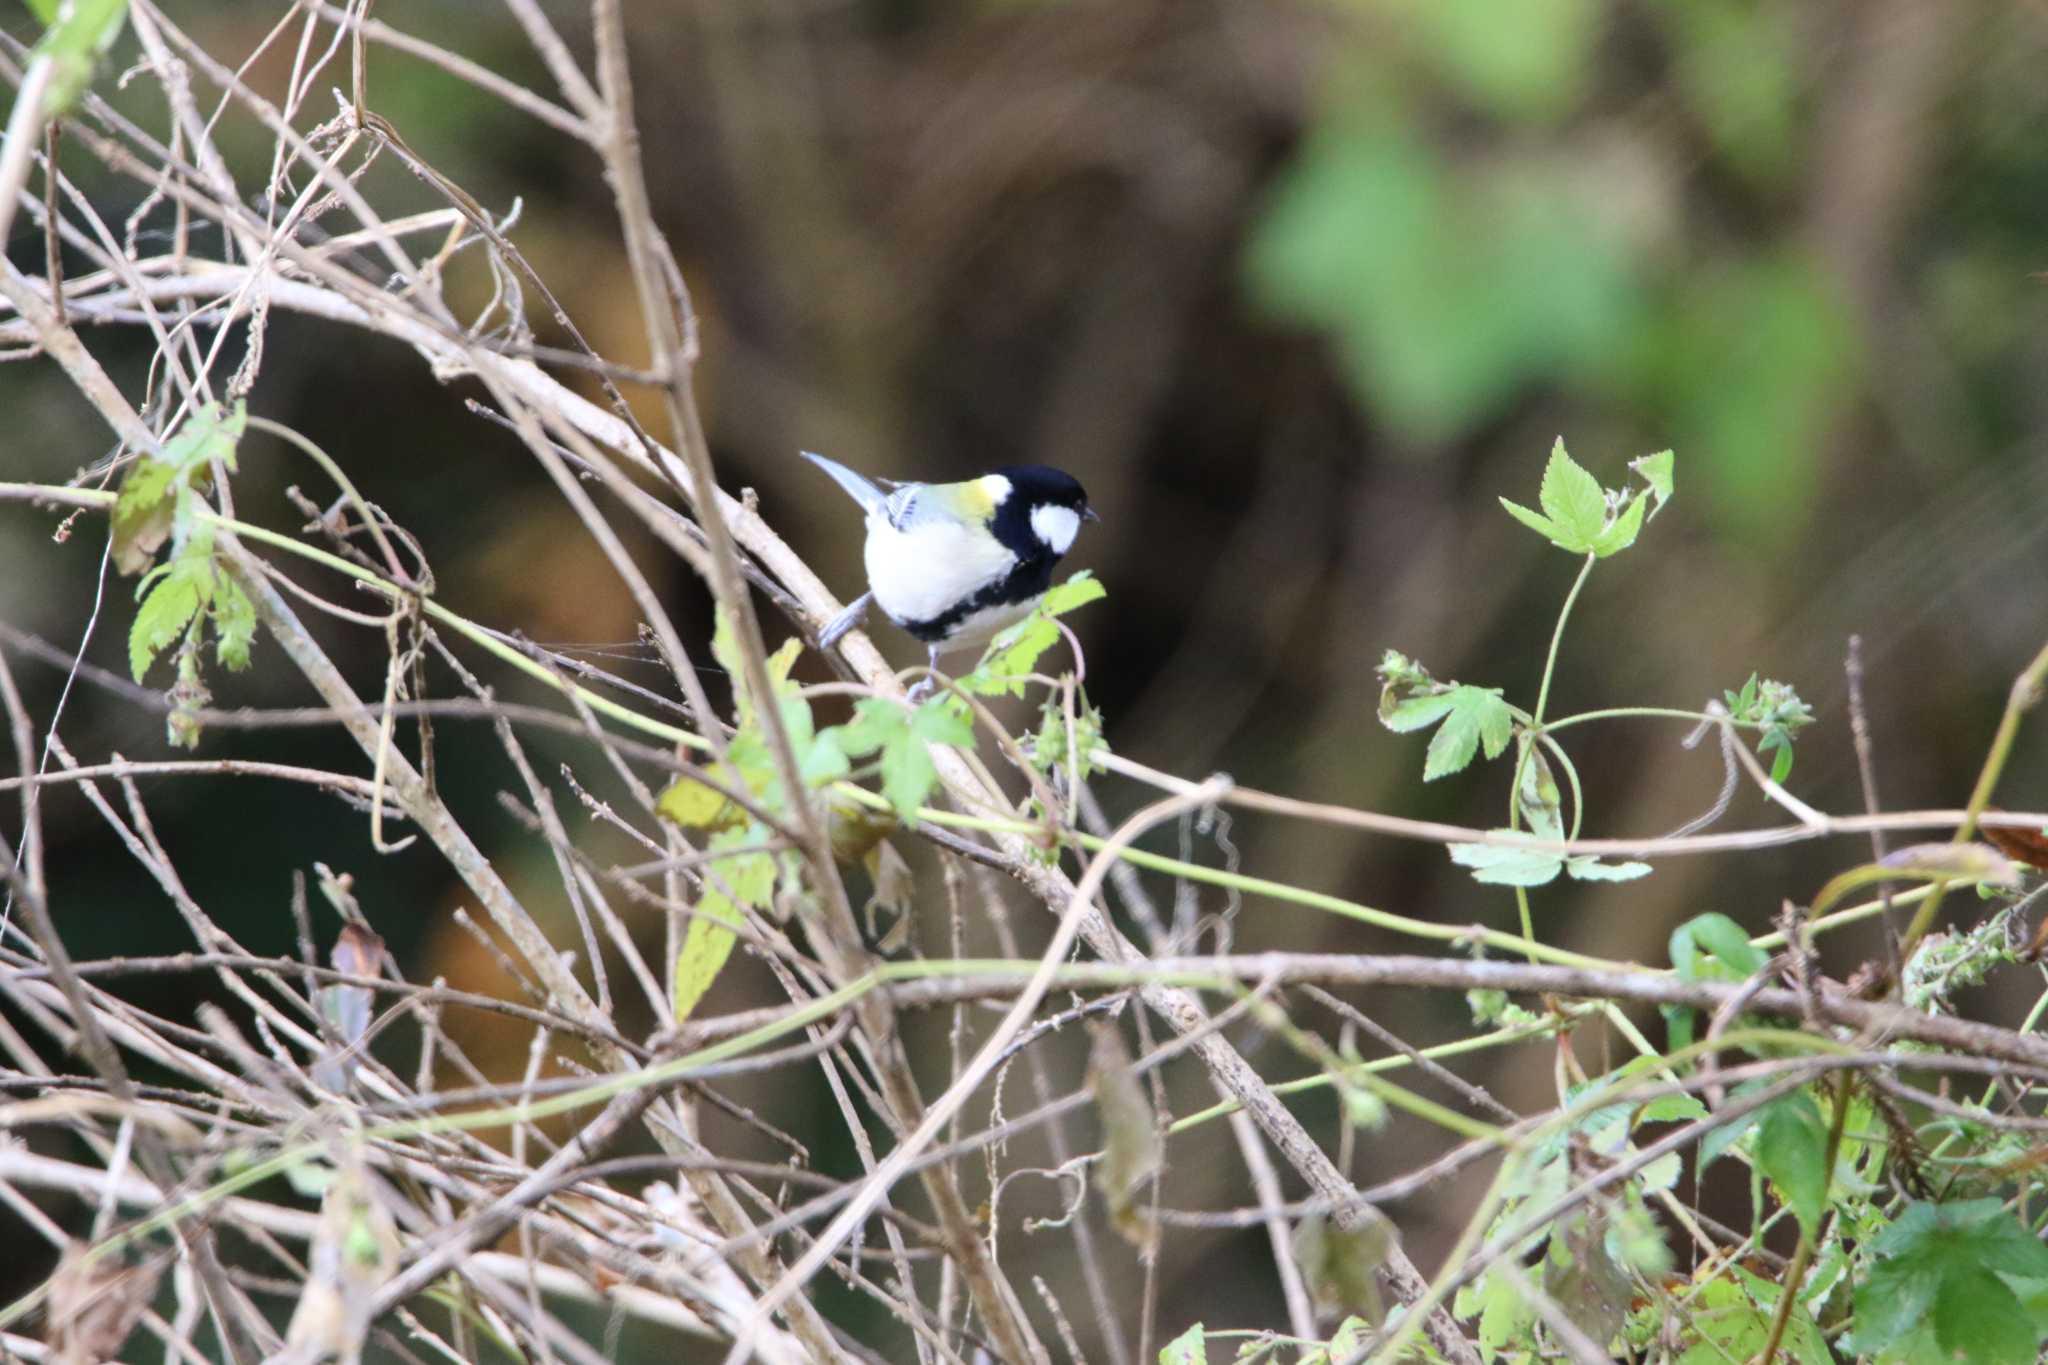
<box><xmin>800</xmin><ymin>450</ymin><xmax>1097</xmax><ymax>691</ymax></box>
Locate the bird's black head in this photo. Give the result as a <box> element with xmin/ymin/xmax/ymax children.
<box><xmin>988</xmin><ymin>465</ymin><xmax>1096</xmax><ymax>561</ymax></box>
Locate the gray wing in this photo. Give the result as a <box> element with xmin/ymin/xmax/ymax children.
<box><xmin>882</xmin><ymin>484</ymin><xmax>930</xmax><ymax>530</ymax></box>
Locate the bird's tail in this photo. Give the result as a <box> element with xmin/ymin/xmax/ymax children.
<box><xmin>799</xmin><ymin>450</ymin><xmax>887</xmax><ymax>516</ymax></box>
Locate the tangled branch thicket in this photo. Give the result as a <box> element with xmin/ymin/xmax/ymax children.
<box><xmin>6</xmin><ymin>6</ymin><xmax>2048</xmax><ymax>1364</ymax></box>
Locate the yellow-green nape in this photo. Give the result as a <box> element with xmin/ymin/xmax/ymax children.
<box><xmin>934</xmin><ymin>477</ymin><xmax>1002</xmax><ymax>520</ymax></box>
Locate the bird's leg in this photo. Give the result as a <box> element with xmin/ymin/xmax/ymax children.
<box><xmin>906</xmin><ymin>644</ymin><xmax>945</xmax><ymax>703</ymax></box>
<box><xmin>817</xmin><ymin>591</ymin><xmax>873</xmax><ymax>650</ymax></box>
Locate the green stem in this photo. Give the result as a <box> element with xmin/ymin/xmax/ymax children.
<box><xmin>1531</xmin><ymin>552</ymin><xmax>1597</xmax><ymax>730</ymax></box>
<box><xmin>1503</xmin><ymin>552</ymin><xmax>1598</xmax><ymax>962</ymax></box>
<box><xmin>1542</xmin><ymin>705</ymin><xmax>1748</xmax><ymax>733</ymax></box>
<box><xmin>1898</xmin><ymin>636</ymin><xmax>2048</xmax><ymax>960</ymax></box>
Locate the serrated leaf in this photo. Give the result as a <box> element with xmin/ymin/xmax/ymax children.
<box><xmin>1756</xmin><ymin>1090</ymin><xmax>1828</xmax><ymax>1237</ymax></box>
<box><xmin>1590</xmin><ymin>491</ymin><xmax>1645</xmax><ymax>557</ymax></box>
<box><xmin>1564</xmin><ymin>855</ymin><xmax>1651</xmax><ymax>882</ymax></box>
<box><xmin>129</xmin><ymin>558</ymin><xmax>207</xmax><ymax>682</ymax></box>
<box><xmin>965</xmin><ymin>571</ymin><xmax>1105</xmax><ymax>696</ymax></box>
<box><xmin>212</xmin><ymin>574</ymin><xmax>256</xmax><ymax>670</ymax></box>
<box><xmin>1420</xmin><ymin>684</ymin><xmax>1513</xmax><ymax>780</ymax></box>
<box><xmin>1498</xmin><ymin>496</ymin><xmax>1560</xmax><ymax>541</ymax></box>
<box><xmin>1537</xmin><ymin>438</ymin><xmax>1606</xmax><ymax>550</ymax></box>
<box><xmin>1158</xmin><ymin>1322</ymin><xmax>1204</xmax><ymax>1365</ymax></box>
<box><xmin>1381</xmin><ymin>691</ymin><xmax>1458</xmax><ymax>734</ymax></box>
<box><xmin>1448</xmin><ymin>836</ymin><xmax>1562</xmax><ymax>886</ymax></box>
<box><xmin>1965</xmin><ymin>1206</ymin><xmax>2048</xmax><ymax>1281</ymax></box>
<box><xmin>834</xmin><ymin>697</ymin><xmax>973</xmax><ymax>824</ymax></box>
<box><xmin>160</xmin><ymin>399</ymin><xmax>245</xmax><ymax>474</ymax></box>
<box><xmin>910</xmin><ymin>697</ymin><xmax>975</xmax><ymax>748</ymax></box>
<box><xmin>1039</xmin><ymin>570</ymin><xmax>1107</xmax><ymax>616</ymax></box>
<box><xmin>110</xmin><ymin>456</ymin><xmax>179</xmax><ymax>575</ymax></box>
<box><xmin>1631</xmin><ymin>449</ymin><xmax>1675</xmax><ymax>506</ymax></box>
<box><xmin>1677</xmin><ymin>1271</ymin><xmax>1830</xmax><ymax>1365</ymax></box>
<box><xmin>1933</xmin><ymin>1265</ymin><xmax>2034</xmax><ymax>1363</ymax></box>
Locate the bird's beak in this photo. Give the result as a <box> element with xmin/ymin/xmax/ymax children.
<box><xmin>1082</xmin><ymin>505</ymin><xmax>1100</xmax><ymax>523</ymax></box>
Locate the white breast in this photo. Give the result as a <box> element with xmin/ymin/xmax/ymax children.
<box><xmin>863</xmin><ymin>508</ymin><xmax>1015</xmax><ymax>627</ymax></box>
<box><xmin>1031</xmin><ymin>504</ymin><xmax>1080</xmax><ymax>555</ymax></box>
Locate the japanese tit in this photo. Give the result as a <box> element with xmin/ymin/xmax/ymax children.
<box><xmin>801</xmin><ymin>451</ymin><xmax>1097</xmax><ymax>683</ymax></box>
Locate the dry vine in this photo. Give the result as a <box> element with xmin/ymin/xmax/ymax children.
<box><xmin>4</xmin><ymin>6</ymin><xmax>2048</xmax><ymax>1365</ymax></box>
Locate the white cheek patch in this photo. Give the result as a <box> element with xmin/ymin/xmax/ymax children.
<box><xmin>1031</xmin><ymin>504</ymin><xmax>1081</xmax><ymax>555</ymax></box>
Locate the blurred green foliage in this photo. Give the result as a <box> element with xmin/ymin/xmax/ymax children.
<box><xmin>1245</xmin><ymin>2</ymin><xmax>1857</xmax><ymax>544</ymax></box>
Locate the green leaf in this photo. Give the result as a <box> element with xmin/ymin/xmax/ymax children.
<box><xmin>110</xmin><ymin>455</ymin><xmax>179</xmax><ymax>575</ymax></box>
<box><xmin>1497</xmin><ymin>496</ymin><xmax>1560</xmax><ymax>542</ymax></box>
<box><xmin>32</xmin><ymin>0</ymin><xmax>128</xmax><ymax>116</ymax></box>
<box><xmin>1670</xmin><ymin>912</ymin><xmax>1767</xmax><ymax>978</ymax></box>
<box><xmin>1381</xmin><ymin>691</ymin><xmax>1459</xmax><ymax>734</ymax></box>
<box><xmin>1766</xmin><ymin>734</ymin><xmax>1794</xmax><ymax>784</ymax></box>
<box><xmin>1677</xmin><ymin>1271</ymin><xmax>1830</xmax><ymax>1365</ymax></box>
<box><xmin>1421</xmin><ymin>684</ymin><xmax>1514</xmax><ymax>780</ymax></box>
<box><xmin>1517</xmin><ymin>742</ymin><xmax>1564</xmax><ymax>841</ymax></box>
<box><xmin>1965</xmin><ymin>1205</ymin><xmax>2048</xmax><ymax>1281</ymax></box>
<box><xmin>1537</xmin><ymin>438</ymin><xmax>1606</xmax><ymax>550</ymax></box>
<box><xmin>24</xmin><ymin>0</ymin><xmax>61</xmax><ymax>24</ymax></box>
<box><xmin>1631</xmin><ymin>449</ymin><xmax>1675</xmax><ymax>507</ymax></box>
<box><xmin>129</xmin><ymin>554</ymin><xmax>210</xmax><ymax>682</ymax></box>
<box><xmin>1471</xmin><ymin>1269</ymin><xmax>1535</xmax><ymax>1355</ymax></box>
<box><xmin>1292</xmin><ymin>1210</ymin><xmax>1391</xmax><ymax>1327</ymax></box>
<box><xmin>834</xmin><ymin>698</ymin><xmax>974</xmax><ymax>824</ymax></box>
<box><xmin>160</xmin><ymin>399</ymin><xmax>245</xmax><ymax>474</ymax></box>
<box><xmin>1088</xmin><ymin>1021</ymin><xmax>1163</xmax><ymax>1247</ymax></box>
<box><xmin>1157</xmin><ymin>1323</ymin><xmax>1204</xmax><ymax>1365</ymax></box>
<box><xmin>1933</xmin><ymin>1265</ymin><xmax>2035</xmax><ymax>1363</ymax></box>
<box><xmin>1589</xmin><ymin>491</ymin><xmax>1645</xmax><ymax>557</ymax></box>
<box><xmin>1638</xmin><ymin>1093</ymin><xmax>1709</xmax><ymax>1125</ymax></box>
<box><xmin>672</xmin><ymin>887</ymin><xmax>743</xmax><ymax>1023</ymax></box>
<box><xmin>1039</xmin><ymin>570</ymin><xmax>1107</xmax><ymax>617</ymax></box>
<box><xmin>212</xmin><ymin>574</ymin><xmax>256</xmax><ymax>670</ymax></box>
<box><xmin>1543</xmin><ymin>1209</ymin><xmax>1631</xmax><ymax>1347</ymax></box>
<box><xmin>110</xmin><ymin>402</ymin><xmax>247</xmax><ymax>576</ymax></box>
<box><xmin>1564</xmin><ymin>855</ymin><xmax>1651</xmax><ymax>881</ymax></box>
<box><xmin>964</xmin><ymin>571</ymin><xmax>1106</xmax><ymax>696</ymax></box>
<box><xmin>800</xmin><ymin>729</ymin><xmax>851</xmax><ymax>787</ymax></box>
<box><xmin>656</xmin><ymin>772</ymin><xmax>745</xmax><ymax>832</ymax></box>
<box><xmin>1448</xmin><ymin>835</ymin><xmax>1562</xmax><ymax>886</ymax></box>
<box><xmin>877</xmin><ymin>745</ymin><xmax>935</xmax><ymax>818</ymax></box>
<box><xmin>1755</xmin><ymin>1090</ymin><xmax>1828</xmax><ymax>1237</ymax></box>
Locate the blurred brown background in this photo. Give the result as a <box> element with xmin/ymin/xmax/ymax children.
<box><xmin>7</xmin><ymin>0</ymin><xmax>2048</xmax><ymax>1353</ymax></box>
